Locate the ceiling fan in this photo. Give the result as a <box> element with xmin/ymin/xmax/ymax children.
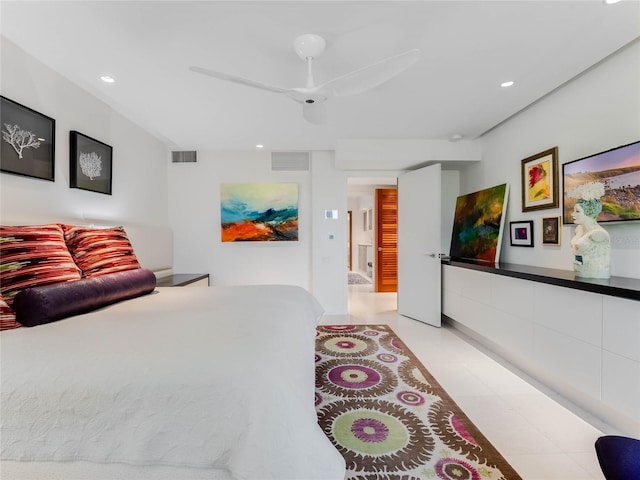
<box><xmin>189</xmin><ymin>34</ymin><xmax>420</xmax><ymax>124</ymax></box>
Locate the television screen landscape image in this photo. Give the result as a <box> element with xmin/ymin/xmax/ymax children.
<box><xmin>562</xmin><ymin>140</ymin><xmax>640</xmax><ymax>224</ymax></box>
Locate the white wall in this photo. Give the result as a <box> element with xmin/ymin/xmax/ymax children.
<box><xmin>441</xmin><ymin>170</ymin><xmax>460</xmax><ymax>256</ymax></box>
<box><xmin>168</xmin><ymin>150</ymin><xmax>351</xmax><ymax>314</ymax></box>
<box><xmin>168</xmin><ymin>150</ymin><xmax>313</xmax><ymax>289</ymax></box>
<box><xmin>463</xmin><ymin>40</ymin><xmax>640</xmax><ymax>278</ymax></box>
<box><xmin>336</xmin><ymin>138</ymin><xmax>482</xmax><ymax>170</ymax></box>
<box><xmin>310</xmin><ymin>152</ymin><xmax>348</xmax><ymax>314</ymax></box>
<box><xmin>0</xmin><ymin>38</ymin><xmax>169</xmax><ymax>226</ymax></box>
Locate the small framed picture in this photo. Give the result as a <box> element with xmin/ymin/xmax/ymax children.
<box><xmin>510</xmin><ymin>220</ymin><xmax>534</xmax><ymax>247</ymax></box>
<box><xmin>521</xmin><ymin>146</ymin><xmax>559</xmax><ymax>212</ymax></box>
<box><xmin>1</xmin><ymin>96</ymin><xmax>55</xmax><ymax>181</ymax></box>
<box><xmin>70</xmin><ymin>130</ymin><xmax>112</xmax><ymax>195</ymax></box>
<box><xmin>542</xmin><ymin>216</ymin><xmax>561</xmax><ymax>245</ymax></box>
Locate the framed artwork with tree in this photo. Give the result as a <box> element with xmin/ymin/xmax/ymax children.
<box><xmin>0</xmin><ymin>96</ymin><xmax>56</xmax><ymax>181</ymax></box>
<box><xmin>70</xmin><ymin>130</ymin><xmax>113</xmax><ymax>195</ymax></box>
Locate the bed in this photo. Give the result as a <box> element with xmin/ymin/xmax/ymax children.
<box><xmin>0</xmin><ymin>221</ymin><xmax>346</xmax><ymax>480</ymax></box>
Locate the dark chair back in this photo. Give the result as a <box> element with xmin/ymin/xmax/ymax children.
<box><xmin>595</xmin><ymin>435</ymin><xmax>640</xmax><ymax>480</ymax></box>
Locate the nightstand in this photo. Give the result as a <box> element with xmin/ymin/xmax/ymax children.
<box><xmin>155</xmin><ymin>273</ymin><xmax>210</xmax><ymax>287</ymax></box>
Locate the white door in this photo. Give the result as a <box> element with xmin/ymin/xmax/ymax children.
<box><xmin>397</xmin><ymin>163</ymin><xmax>442</xmax><ymax>327</ymax></box>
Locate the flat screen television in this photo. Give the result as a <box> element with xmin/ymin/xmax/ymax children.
<box><xmin>562</xmin><ymin>140</ymin><xmax>640</xmax><ymax>224</ymax></box>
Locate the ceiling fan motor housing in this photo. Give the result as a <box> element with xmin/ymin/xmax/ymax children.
<box><xmin>289</xmin><ymin>91</ymin><xmax>327</xmax><ymax>105</ymax></box>
<box><xmin>294</xmin><ymin>34</ymin><xmax>326</xmax><ymax>60</ymax></box>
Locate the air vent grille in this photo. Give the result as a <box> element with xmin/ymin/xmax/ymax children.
<box><xmin>171</xmin><ymin>151</ymin><xmax>197</xmax><ymax>163</ymax></box>
<box><xmin>271</xmin><ymin>151</ymin><xmax>310</xmax><ymax>171</ymax></box>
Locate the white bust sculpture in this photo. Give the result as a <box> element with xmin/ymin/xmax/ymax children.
<box><xmin>568</xmin><ymin>182</ymin><xmax>611</xmax><ymax>279</ymax></box>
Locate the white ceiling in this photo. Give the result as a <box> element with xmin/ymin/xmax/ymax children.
<box><xmin>2</xmin><ymin>1</ymin><xmax>639</xmax><ymax>152</ymax></box>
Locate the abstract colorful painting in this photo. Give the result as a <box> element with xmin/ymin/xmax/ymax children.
<box><xmin>221</xmin><ymin>183</ymin><xmax>298</xmax><ymax>242</ymax></box>
<box><xmin>521</xmin><ymin>147</ymin><xmax>558</xmax><ymax>212</ymax></box>
<box><xmin>450</xmin><ymin>183</ymin><xmax>509</xmax><ymax>263</ymax></box>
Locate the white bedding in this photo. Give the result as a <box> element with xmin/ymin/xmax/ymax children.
<box><xmin>1</xmin><ymin>285</ymin><xmax>345</xmax><ymax>480</ymax></box>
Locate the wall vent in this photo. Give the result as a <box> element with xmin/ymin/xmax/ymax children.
<box><xmin>271</xmin><ymin>151</ymin><xmax>310</xmax><ymax>171</ymax></box>
<box><xmin>171</xmin><ymin>151</ymin><xmax>197</xmax><ymax>163</ymax></box>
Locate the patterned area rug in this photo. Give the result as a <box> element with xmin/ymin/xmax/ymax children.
<box><xmin>315</xmin><ymin>325</ymin><xmax>522</xmax><ymax>480</ymax></box>
<box><xmin>349</xmin><ymin>272</ymin><xmax>372</xmax><ymax>285</ymax></box>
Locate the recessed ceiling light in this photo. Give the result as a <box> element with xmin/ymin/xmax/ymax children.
<box><xmin>604</xmin><ymin>0</ymin><xmax>621</xmax><ymax>4</ymax></box>
<box><xmin>256</xmin><ymin>144</ymin><xmax>264</xmax><ymax>149</ymax></box>
<box><xmin>501</xmin><ymin>81</ymin><xmax>515</xmax><ymax>88</ymax></box>
<box><xmin>100</xmin><ymin>75</ymin><xmax>115</xmax><ymax>83</ymax></box>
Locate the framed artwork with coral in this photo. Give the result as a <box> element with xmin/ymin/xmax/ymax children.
<box><xmin>220</xmin><ymin>182</ymin><xmax>299</xmax><ymax>242</ymax></box>
<box><xmin>450</xmin><ymin>183</ymin><xmax>510</xmax><ymax>264</ymax></box>
<box><xmin>0</xmin><ymin>96</ymin><xmax>55</xmax><ymax>181</ymax></box>
<box><xmin>521</xmin><ymin>147</ymin><xmax>558</xmax><ymax>212</ymax></box>
<box><xmin>70</xmin><ymin>131</ymin><xmax>113</xmax><ymax>195</ymax></box>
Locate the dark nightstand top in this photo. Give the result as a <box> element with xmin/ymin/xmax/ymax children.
<box><xmin>155</xmin><ymin>273</ymin><xmax>210</xmax><ymax>287</ymax></box>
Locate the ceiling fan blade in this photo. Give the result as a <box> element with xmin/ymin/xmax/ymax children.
<box><xmin>317</xmin><ymin>49</ymin><xmax>420</xmax><ymax>97</ymax></box>
<box><xmin>189</xmin><ymin>66</ymin><xmax>290</xmax><ymax>95</ymax></box>
<box><xmin>303</xmin><ymin>101</ymin><xmax>327</xmax><ymax>124</ymax></box>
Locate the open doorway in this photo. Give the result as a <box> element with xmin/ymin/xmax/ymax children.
<box><xmin>347</xmin><ymin>177</ymin><xmax>397</xmax><ymax>313</ymax></box>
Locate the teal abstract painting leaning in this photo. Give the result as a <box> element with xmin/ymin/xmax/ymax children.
<box><xmin>450</xmin><ymin>183</ymin><xmax>509</xmax><ymax>263</ymax></box>
<box><xmin>221</xmin><ymin>183</ymin><xmax>299</xmax><ymax>242</ymax></box>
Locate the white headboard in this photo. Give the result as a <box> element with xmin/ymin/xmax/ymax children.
<box><xmin>1</xmin><ymin>215</ymin><xmax>173</xmax><ymax>278</ymax></box>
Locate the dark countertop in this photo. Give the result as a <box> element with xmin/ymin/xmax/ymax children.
<box><xmin>156</xmin><ymin>273</ymin><xmax>209</xmax><ymax>287</ymax></box>
<box><xmin>443</xmin><ymin>258</ymin><xmax>640</xmax><ymax>301</ymax></box>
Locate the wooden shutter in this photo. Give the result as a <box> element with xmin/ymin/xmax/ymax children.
<box><xmin>375</xmin><ymin>188</ymin><xmax>398</xmax><ymax>292</ymax></box>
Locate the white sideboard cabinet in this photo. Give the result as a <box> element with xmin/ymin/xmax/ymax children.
<box><xmin>442</xmin><ymin>261</ymin><xmax>640</xmax><ymax>437</ymax></box>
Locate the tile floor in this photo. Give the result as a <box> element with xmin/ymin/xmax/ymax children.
<box><xmin>320</xmin><ymin>284</ymin><xmax>620</xmax><ymax>480</ymax></box>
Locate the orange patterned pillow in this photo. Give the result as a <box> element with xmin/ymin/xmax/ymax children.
<box><xmin>0</xmin><ymin>224</ymin><xmax>82</xmax><ymax>309</ymax></box>
<box><xmin>62</xmin><ymin>225</ymin><xmax>141</xmax><ymax>277</ymax></box>
<box><xmin>0</xmin><ymin>293</ymin><xmax>20</xmax><ymax>331</ymax></box>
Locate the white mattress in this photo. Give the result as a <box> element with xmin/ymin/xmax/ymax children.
<box><xmin>1</xmin><ymin>285</ymin><xmax>345</xmax><ymax>480</ymax></box>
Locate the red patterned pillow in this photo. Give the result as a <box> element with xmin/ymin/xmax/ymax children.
<box><xmin>0</xmin><ymin>293</ymin><xmax>20</xmax><ymax>331</ymax></box>
<box><xmin>63</xmin><ymin>225</ymin><xmax>141</xmax><ymax>277</ymax></box>
<box><xmin>0</xmin><ymin>224</ymin><xmax>82</xmax><ymax>309</ymax></box>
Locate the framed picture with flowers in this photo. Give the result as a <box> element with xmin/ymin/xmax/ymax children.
<box><xmin>521</xmin><ymin>146</ymin><xmax>559</xmax><ymax>212</ymax></box>
<box><xmin>70</xmin><ymin>130</ymin><xmax>112</xmax><ymax>195</ymax></box>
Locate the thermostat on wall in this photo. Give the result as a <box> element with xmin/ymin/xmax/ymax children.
<box><xmin>325</xmin><ymin>210</ymin><xmax>338</xmax><ymax>219</ymax></box>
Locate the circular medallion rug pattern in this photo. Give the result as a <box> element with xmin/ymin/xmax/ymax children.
<box><xmin>315</xmin><ymin>325</ymin><xmax>522</xmax><ymax>480</ymax></box>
